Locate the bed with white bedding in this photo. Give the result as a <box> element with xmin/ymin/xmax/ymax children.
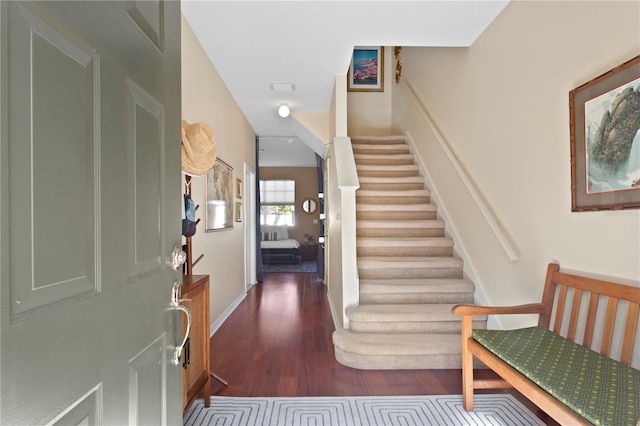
<box><xmin>260</xmin><ymin>226</ymin><xmax>301</xmax><ymax>265</ymax></box>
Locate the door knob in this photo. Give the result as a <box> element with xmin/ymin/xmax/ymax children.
<box><xmin>170</xmin><ymin>245</ymin><xmax>187</xmax><ymax>271</ymax></box>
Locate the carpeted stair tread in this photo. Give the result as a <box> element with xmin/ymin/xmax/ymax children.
<box><xmin>359</xmin><ymin>279</ymin><xmax>475</xmax><ymax>304</ymax></box>
<box><xmin>357</xmin><ymin>237</ymin><xmax>453</xmax><ymax>248</ymax></box>
<box><xmin>356</xmin><ymin>164</ymin><xmax>419</xmax><ymax>177</ymax></box>
<box><xmin>352</xmin><ymin>144</ymin><xmax>410</xmax><ymax>155</ymax></box>
<box><xmin>358</xmin><ymin>256</ymin><xmax>463</xmax><ymax>269</ymax></box>
<box><xmin>356</xmin><ymin>203</ymin><xmax>436</xmax><ymax>212</ymax></box>
<box><xmin>351</xmin><ymin>135</ymin><xmax>407</xmax><ymax>144</ymax></box>
<box><xmin>333</xmin><ymin>329</ymin><xmax>460</xmax><ymax>355</ymax></box>
<box><xmin>357</xmin><ymin>220</ymin><xmax>445</xmax><ymax>229</ymax></box>
<box><xmin>357</xmin><ymin>238</ymin><xmax>453</xmax><ymax>257</ymax></box>
<box><xmin>357</xmin><ymin>188</ymin><xmax>430</xmax><ymax>198</ymax></box>
<box><xmin>360</xmin><ymin>278</ymin><xmax>475</xmax><ymax>293</ymax></box>
<box><xmin>356</xmin><ymin>204</ymin><xmax>437</xmax><ymax>221</ymax></box>
<box><xmin>359</xmin><ymin>176</ymin><xmax>425</xmax><ymax>184</ymax></box>
<box><xmin>345</xmin><ymin>304</ymin><xmax>487</xmax><ymax>334</ymax></box>
<box><xmin>354</xmin><ymin>154</ymin><xmax>415</xmax><ymax>166</ymax></box>
<box><xmin>346</xmin><ymin>304</ymin><xmax>485</xmax><ymax>322</ymax></box>
<box><xmin>358</xmin><ymin>177</ymin><xmax>425</xmax><ymax>191</ymax></box>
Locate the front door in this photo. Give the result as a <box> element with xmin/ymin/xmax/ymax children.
<box><xmin>1</xmin><ymin>2</ymin><xmax>183</xmax><ymax>424</ymax></box>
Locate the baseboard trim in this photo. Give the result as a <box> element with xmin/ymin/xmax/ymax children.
<box><xmin>327</xmin><ymin>288</ymin><xmax>342</xmax><ymax>331</ymax></box>
<box><xmin>210</xmin><ymin>291</ymin><xmax>247</xmax><ymax>337</ymax></box>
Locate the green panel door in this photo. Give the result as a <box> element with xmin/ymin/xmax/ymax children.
<box><xmin>0</xmin><ymin>1</ymin><xmax>183</xmax><ymax>424</ymax></box>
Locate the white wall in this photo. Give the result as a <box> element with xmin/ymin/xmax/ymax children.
<box><xmin>347</xmin><ymin>46</ymin><xmax>394</xmax><ymax>136</ymax></box>
<box><xmin>394</xmin><ymin>1</ymin><xmax>640</xmax><ymax>328</ymax></box>
<box><xmin>181</xmin><ymin>15</ymin><xmax>256</xmax><ymax>334</ymax></box>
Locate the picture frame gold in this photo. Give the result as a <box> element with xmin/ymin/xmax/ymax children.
<box><xmin>570</xmin><ymin>55</ymin><xmax>640</xmax><ymax>212</ymax></box>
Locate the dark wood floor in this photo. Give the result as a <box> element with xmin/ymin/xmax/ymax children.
<box><xmin>208</xmin><ymin>272</ymin><xmax>557</xmax><ymax>424</ymax></box>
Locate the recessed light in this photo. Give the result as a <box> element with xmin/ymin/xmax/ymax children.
<box><xmin>270</xmin><ymin>83</ymin><xmax>296</xmax><ymax>92</ymax></box>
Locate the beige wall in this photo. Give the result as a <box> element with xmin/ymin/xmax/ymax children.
<box><xmin>259</xmin><ymin>167</ymin><xmax>320</xmax><ymax>242</ymax></box>
<box><xmin>181</xmin><ymin>15</ymin><xmax>256</xmax><ymax>333</ymax></box>
<box><xmin>347</xmin><ymin>47</ymin><xmax>394</xmax><ymax>136</ymax></box>
<box><xmin>394</xmin><ymin>1</ymin><xmax>640</xmax><ymax>327</ymax></box>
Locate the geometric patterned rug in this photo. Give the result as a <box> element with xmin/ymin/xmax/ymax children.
<box><xmin>183</xmin><ymin>394</ymin><xmax>545</xmax><ymax>426</ymax></box>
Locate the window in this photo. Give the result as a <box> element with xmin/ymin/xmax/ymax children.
<box><xmin>260</xmin><ymin>180</ymin><xmax>295</xmax><ymax>226</ymax></box>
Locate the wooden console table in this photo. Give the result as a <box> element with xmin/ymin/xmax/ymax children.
<box><xmin>182</xmin><ymin>275</ymin><xmax>210</xmax><ymax>410</ymax></box>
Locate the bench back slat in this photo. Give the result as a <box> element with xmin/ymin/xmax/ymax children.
<box><xmin>567</xmin><ymin>288</ymin><xmax>583</xmax><ymax>341</ymax></box>
<box><xmin>622</xmin><ymin>302</ymin><xmax>639</xmax><ymax>365</ymax></box>
<box><xmin>552</xmin><ymin>285</ymin><xmax>568</xmax><ymax>334</ymax></box>
<box><xmin>538</xmin><ymin>264</ymin><xmax>640</xmax><ymax>367</ymax></box>
<box><xmin>583</xmin><ymin>292</ymin><xmax>600</xmax><ymax>349</ymax></box>
<box><xmin>601</xmin><ymin>297</ymin><xmax>619</xmax><ymax>358</ymax></box>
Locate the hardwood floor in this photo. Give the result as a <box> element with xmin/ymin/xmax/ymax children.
<box><xmin>208</xmin><ymin>272</ymin><xmax>557</xmax><ymax>424</ymax></box>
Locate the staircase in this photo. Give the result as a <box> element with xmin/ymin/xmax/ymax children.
<box><xmin>332</xmin><ymin>135</ymin><xmax>486</xmax><ymax>369</ymax></box>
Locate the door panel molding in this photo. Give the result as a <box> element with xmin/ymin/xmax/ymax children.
<box><xmin>126</xmin><ymin>0</ymin><xmax>164</xmax><ymax>53</ymax></box>
<box><xmin>126</xmin><ymin>79</ymin><xmax>166</xmax><ymax>283</ymax></box>
<box><xmin>7</xmin><ymin>2</ymin><xmax>101</xmax><ymax>323</ymax></box>
<box><xmin>128</xmin><ymin>333</ymin><xmax>167</xmax><ymax>426</ymax></box>
<box><xmin>47</xmin><ymin>383</ymin><xmax>103</xmax><ymax>426</ymax></box>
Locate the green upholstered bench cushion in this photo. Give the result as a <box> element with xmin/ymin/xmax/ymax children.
<box><xmin>473</xmin><ymin>327</ymin><xmax>640</xmax><ymax>426</ymax></box>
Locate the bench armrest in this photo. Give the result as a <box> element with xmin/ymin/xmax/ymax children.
<box><xmin>452</xmin><ymin>303</ymin><xmax>546</xmax><ymax>317</ymax></box>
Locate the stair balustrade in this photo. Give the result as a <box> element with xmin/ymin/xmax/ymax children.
<box><xmin>334</xmin><ymin>136</ymin><xmax>360</xmax><ymax>327</ymax></box>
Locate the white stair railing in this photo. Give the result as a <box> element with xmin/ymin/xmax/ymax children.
<box><xmin>334</xmin><ymin>136</ymin><xmax>360</xmax><ymax>327</ymax></box>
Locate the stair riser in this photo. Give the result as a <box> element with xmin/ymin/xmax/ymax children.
<box><xmin>359</xmin><ymin>183</ymin><xmax>425</xmax><ymax>191</ymax></box>
<box><xmin>359</xmin><ymin>268</ymin><xmax>463</xmax><ymax>280</ymax></box>
<box><xmin>356</xmin><ymin>159</ymin><xmax>414</xmax><ymax>166</ymax></box>
<box><xmin>357</xmin><ymin>211</ymin><xmax>437</xmax><ymax>220</ymax></box>
<box><xmin>360</xmin><ymin>293</ymin><xmax>474</xmax><ymax>305</ymax></box>
<box><xmin>353</xmin><ymin>148</ymin><xmax>410</xmax><ymax>156</ymax></box>
<box><xmin>357</xmin><ymin>247</ymin><xmax>453</xmax><ymax>257</ymax></box>
<box><xmin>357</xmin><ymin>170</ymin><xmax>419</xmax><ymax>178</ymax></box>
<box><xmin>335</xmin><ymin>348</ymin><xmax>463</xmax><ymax>370</ymax></box>
<box><xmin>356</xmin><ymin>196</ymin><xmax>431</xmax><ymax>204</ymax></box>
<box><xmin>349</xmin><ymin>320</ymin><xmax>487</xmax><ymax>334</ymax></box>
<box><xmin>357</xmin><ymin>229</ymin><xmax>445</xmax><ymax>238</ymax></box>
<box><xmin>351</xmin><ymin>138</ymin><xmax>406</xmax><ymax>145</ymax></box>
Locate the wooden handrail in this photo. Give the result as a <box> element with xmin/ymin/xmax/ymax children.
<box><xmin>401</xmin><ymin>80</ymin><xmax>519</xmax><ymax>261</ymax></box>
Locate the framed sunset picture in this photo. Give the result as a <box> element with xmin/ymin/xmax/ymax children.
<box><xmin>347</xmin><ymin>46</ymin><xmax>384</xmax><ymax>92</ymax></box>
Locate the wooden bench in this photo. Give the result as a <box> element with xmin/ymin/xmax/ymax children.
<box><xmin>452</xmin><ymin>263</ymin><xmax>640</xmax><ymax>425</ymax></box>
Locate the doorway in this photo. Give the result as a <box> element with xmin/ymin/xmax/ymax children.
<box><xmin>244</xmin><ymin>164</ymin><xmax>257</xmax><ymax>291</ymax></box>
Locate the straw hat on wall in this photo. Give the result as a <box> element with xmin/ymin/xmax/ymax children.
<box><xmin>181</xmin><ymin>120</ymin><xmax>217</xmax><ymax>176</ymax></box>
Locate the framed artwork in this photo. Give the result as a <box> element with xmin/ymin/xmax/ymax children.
<box><xmin>347</xmin><ymin>46</ymin><xmax>384</xmax><ymax>92</ymax></box>
<box><xmin>235</xmin><ymin>202</ymin><xmax>243</xmax><ymax>222</ymax></box>
<box><xmin>570</xmin><ymin>55</ymin><xmax>640</xmax><ymax>212</ymax></box>
<box><xmin>205</xmin><ymin>158</ymin><xmax>234</xmax><ymax>231</ymax></box>
<box><xmin>235</xmin><ymin>177</ymin><xmax>243</xmax><ymax>199</ymax></box>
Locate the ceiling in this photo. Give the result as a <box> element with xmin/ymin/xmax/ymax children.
<box><xmin>181</xmin><ymin>1</ymin><xmax>509</xmax><ymax>167</ymax></box>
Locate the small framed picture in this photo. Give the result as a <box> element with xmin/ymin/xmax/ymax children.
<box><xmin>235</xmin><ymin>202</ymin><xmax>243</xmax><ymax>222</ymax></box>
<box><xmin>205</xmin><ymin>158</ymin><xmax>233</xmax><ymax>232</ymax></box>
<box><xmin>235</xmin><ymin>177</ymin><xmax>243</xmax><ymax>199</ymax></box>
<box><xmin>347</xmin><ymin>46</ymin><xmax>384</xmax><ymax>92</ymax></box>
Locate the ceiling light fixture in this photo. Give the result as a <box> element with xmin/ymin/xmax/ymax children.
<box><xmin>278</xmin><ymin>104</ymin><xmax>290</xmax><ymax>118</ymax></box>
